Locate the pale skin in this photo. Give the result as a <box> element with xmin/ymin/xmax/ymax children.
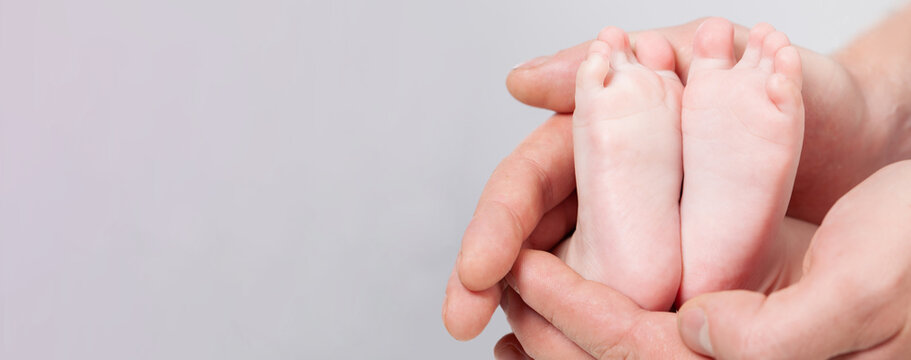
<box><xmin>558</xmin><ymin>17</ymin><xmax>806</xmax><ymax>313</ymax></box>
<box><xmin>498</xmin><ymin>161</ymin><xmax>911</xmax><ymax>359</ymax></box>
<box><xmin>677</xmin><ymin>19</ymin><xmax>804</xmax><ymax>302</ymax></box>
<box><xmin>556</xmin><ymin>26</ymin><xmax>685</xmax><ymax>311</ymax></box>
<box><xmin>500</xmin><ymin>18</ymin><xmax>809</xmax><ymax>357</ymax></box>
<box><xmin>442</xmin><ymin>4</ymin><xmax>911</xmax><ymax>358</ymax></box>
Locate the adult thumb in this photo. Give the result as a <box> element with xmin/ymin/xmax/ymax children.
<box><xmin>678</xmin><ymin>289</ymin><xmax>782</xmax><ymax>359</ymax></box>
<box><xmin>677</xmin><ymin>161</ymin><xmax>911</xmax><ymax>359</ymax></box>
<box><xmin>676</xmin><ymin>273</ymin><xmax>903</xmax><ymax>360</ymax></box>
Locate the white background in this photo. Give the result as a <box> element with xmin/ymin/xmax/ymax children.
<box><xmin>0</xmin><ymin>0</ymin><xmax>904</xmax><ymax>358</ymax></box>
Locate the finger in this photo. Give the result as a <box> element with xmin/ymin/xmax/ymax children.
<box><xmin>443</xmin><ymin>192</ymin><xmax>579</xmax><ymax>340</ymax></box>
<box><xmin>524</xmin><ymin>192</ymin><xmax>576</xmax><ymax>251</ymax></box>
<box><xmin>444</xmin><ymin>191</ymin><xmax>576</xmax><ymax>341</ymax></box>
<box><xmin>502</xmin><ymin>288</ymin><xmax>594</xmax><ymax>360</ymax></box>
<box><xmin>506</xmin><ymin>19</ymin><xmax>750</xmax><ymax>111</ymax></box>
<box><xmin>507</xmin><ymin>249</ymin><xmax>702</xmax><ymax>359</ymax></box>
<box><xmin>507</xmin><ymin>40</ymin><xmax>590</xmax><ymax>113</ymax></box>
<box><xmin>458</xmin><ymin>114</ymin><xmax>575</xmax><ymax>291</ymax></box>
<box><xmin>679</xmin><ymin>160</ymin><xmax>911</xmax><ymax>359</ymax></box>
<box><xmin>506</xmin><ymin>250</ymin><xmax>642</xmax><ymax>357</ymax></box>
<box><xmin>442</xmin><ymin>267</ymin><xmax>502</xmax><ymax>341</ymax></box>
<box><xmin>678</xmin><ymin>277</ymin><xmax>906</xmax><ymax>359</ymax></box>
<box><xmin>494</xmin><ymin>334</ymin><xmax>532</xmax><ymax>360</ymax></box>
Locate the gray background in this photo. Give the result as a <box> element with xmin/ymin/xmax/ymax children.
<box><xmin>0</xmin><ymin>0</ymin><xmax>903</xmax><ymax>359</ymax></box>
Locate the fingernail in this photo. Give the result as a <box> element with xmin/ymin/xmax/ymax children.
<box><xmin>496</xmin><ymin>344</ymin><xmax>527</xmax><ymax>360</ymax></box>
<box><xmin>513</xmin><ymin>55</ymin><xmax>551</xmax><ymax>70</ymax></box>
<box><xmin>680</xmin><ymin>307</ymin><xmax>714</xmax><ymax>356</ymax></box>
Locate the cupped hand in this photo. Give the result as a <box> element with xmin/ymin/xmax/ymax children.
<box><xmin>495</xmin><ymin>249</ymin><xmax>703</xmax><ymax>359</ymax></box>
<box><xmin>677</xmin><ymin>160</ymin><xmax>911</xmax><ymax>359</ymax></box>
<box><xmin>507</xmin><ymin>18</ymin><xmax>882</xmax><ymax>225</ymax></box>
<box><xmin>443</xmin><ymin>114</ymin><xmax>576</xmax><ymax>340</ymax></box>
<box><xmin>497</xmin><ymin>160</ymin><xmax>911</xmax><ymax>359</ymax></box>
<box><xmin>494</xmin><ymin>214</ymin><xmax>815</xmax><ymax>359</ymax></box>
<box><xmin>444</xmin><ymin>17</ymin><xmax>893</xmax><ymax>342</ymax></box>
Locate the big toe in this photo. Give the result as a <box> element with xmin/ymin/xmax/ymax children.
<box><xmin>689</xmin><ymin>17</ymin><xmax>736</xmax><ymax>74</ymax></box>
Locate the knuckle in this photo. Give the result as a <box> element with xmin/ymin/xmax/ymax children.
<box><xmin>488</xmin><ymin>198</ymin><xmax>527</xmax><ymax>243</ymax></box>
<box><xmin>511</xmin><ymin>154</ymin><xmax>556</xmax><ymax>209</ymax></box>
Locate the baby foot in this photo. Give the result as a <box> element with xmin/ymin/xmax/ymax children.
<box><xmin>554</xmin><ymin>27</ymin><xmax>683</xmax><ymax>311</ymax></box>
<box><xmin>678</xmin><ymin>18</ymin><xmax>805</xmax><ymax>302</ymax></box>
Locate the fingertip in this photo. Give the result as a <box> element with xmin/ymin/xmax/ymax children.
<box><xmin>457</xmin><ymin>247</ymin><xmax>512</xmax><ymax>291</ymax></box>
<box><xmin>505</xmin><ymin>41</ymin><xmax>588</xmax><ymax>113</ymax></box>
<box><xmin>443</xmin><ymin>268</ymin><xmax>502</xmax><ymax>341</ymax></box>
<box><xmin>458</xmin><ymin>208</ymin><xmax>523</xmax><ymax>291</ymax></box>
<box><xmin>443</xmin><ymin>311</ymin><xmax>483</xmax><ymax>341</ymax></box>
<box><xmin>677</xmin><ymin>306</ymin><xmax>713</xmax><ymax>357</ymax></box>
<box><xmin>512</xmin><ymin>55</ymin><xmax>552</xmax><ymax>71</ymax></box>
<box><xmin>677</xmin><ymin>290</ymin><xmax>767</xmax><ymax>359</ymax></box>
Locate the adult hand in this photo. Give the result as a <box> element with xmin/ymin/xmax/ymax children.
<box><xmin>445</xmin><ymin>10</ymin><xmax>911</xmax><ymax>341</ymax></box>
<box><xmin>497</xmin><ymin>160</ymin><xmax>911</xmax><ymax>359</ymax></box>
<box><xmin>675</xmin><ymin>160</ymin><xmax>911</xmax><ymax>359</ymax></box>
<box><xmin>506</xmin><ymin>17</ymin><xmax>893</xmax><ymax>224</ymax></box>
<box><xmin>495</xmin><ymin>249</ymin><xmax>700</xmax><ymax>359</ymax></box>
<box><xmin>495</xmin><ymin>215</ymin><xmax>815</xmax><ymax>359</ymax></box>
<box><xmin>443</xmin><ymin>114</ymin><xmax>577</xmax><ymax>340</ymax></box>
